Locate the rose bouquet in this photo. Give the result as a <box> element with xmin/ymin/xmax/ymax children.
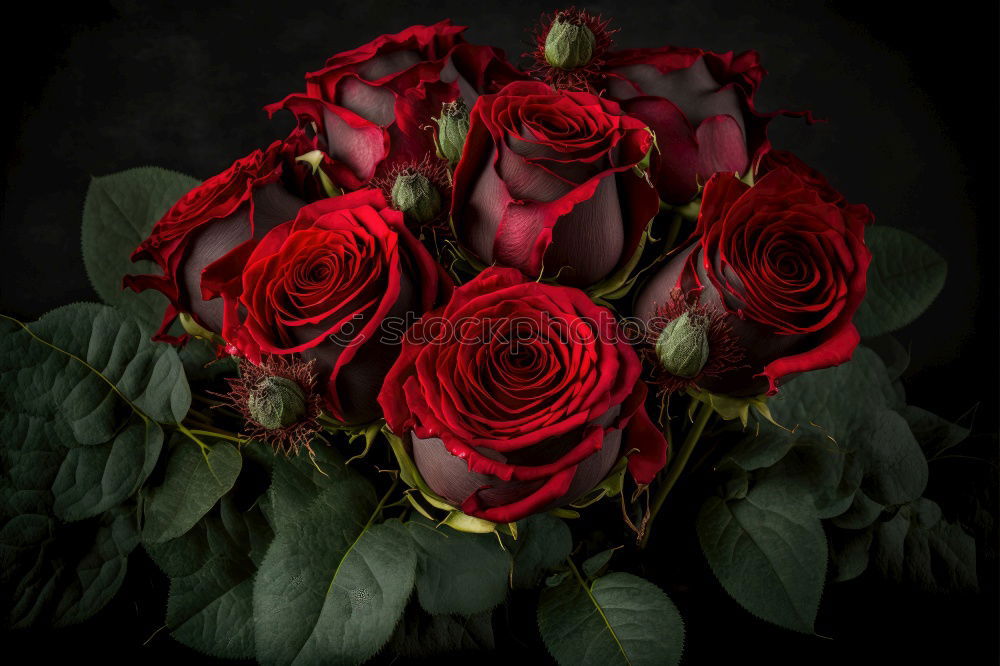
<box><xmin>0</xmin><ymin>9</ymin><xmax>979</xmax><ymax>665</ymax></box>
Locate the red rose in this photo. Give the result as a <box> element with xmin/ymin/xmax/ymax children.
<box><xmin>451</xmin><ymin>81</ymin><xmax>659</xmax><ymax>287</ymax></box>
<box><xmin>603</xmin><ymin>46</ymin><xmax>780</xmax><ymax>204</ymax></box>
<box><xmin>125</xmin><ymin>130</ymin><xmax>333</xmax><ymax>340</ymax></box>
<box><xmin>267</xmin><ymin>21</ymin><xmax>524</xmax><ymax>190</ymax></box>
<box><xmin>635</xmin><ymin>162</ymin><xmax>872</xmax><ymax>396</ymax></box>
<box><xmin>378</xmin><ymin>267</ymin><xmax>667</xmax><ymax>523</ymax></box>
<box><xmin>210</xmin><ymin>189</ymin><xmax>448</xmax><ymax>423</ymax></box>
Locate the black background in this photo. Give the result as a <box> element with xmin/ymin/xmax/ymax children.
<box><xmin>2</xmin><ymin>1</ymin><xmax>997</xmax><ymax>664</ymax></box>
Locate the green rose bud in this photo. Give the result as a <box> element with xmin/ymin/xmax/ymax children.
<box><xmin>433</xmin><ymin>99</ymin><xmax>470</xmax><ymax>165</ymax></box>
<box><xmin>544</xmin><ymin>15</ymin><xmax>596</xmax><ymax>70</ymax></box>
<box><xmin>655</xmin><ymin>312</ymin><xmax>710</xmax><ymax>379</ymax></box>
<box><xmin>248</xmin><ymin>376</ymin><xmax>307</xmax><ymax>430</ymax></box>
<box><xmin>390</xmin><ymin>170</ymin><xmax>442</xmax><ymax>224</ymax></box>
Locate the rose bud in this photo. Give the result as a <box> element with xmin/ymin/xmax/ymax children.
<box><xmin>390</xmin><ymin>169</ymin><xmax>442</xmax><ymax>224</ymax></box>
<box><xmin>544</xmin><ymin>12</ymin><xmax>597</xmax><ymax>69</ymax></box>
<box><xmin>248</xmin><ymin>376</ymin><xmax>307</xmax><ymax>430</ymax></box>
<box><xmin>222</xmin><ymin>356</ymin><xmax>324</xmax><ymax>457</ymax></box>
<box><xmin>451</xmin><ymin>81</ymin><xmax>659</xmax><ymax>288</ymax></box>
<box><xmin>266</xmin><ymin>21</ymin><xmax>524</xmax><ymax>190</ymax></box>
<box><xmin>635</xmin><ymin>160</ymin><xmax>872</xmax><ymax>397</ymax></box>
<box><xmin>432</xmin><ymin>98</ymin><xmax>470</xmax><ymax>165</ymax></box>
<box><xmin>207</xmin><ymin>189</ymin><xmax>450</xmax><ymax>424</ymax></box>
<box><xmin>378</xmin><ymin>267</ymin><xmax>668</xmax><ymax>523</ymax></box>
<box><xmin>125</xmin><ymin>130</ymin><xmax>338</xmax><ymax>341</ymax></box>
<box><xmin>655</xmin><ymin>311</ymin><xmax>710</xmax><ymax>380</ymax></box>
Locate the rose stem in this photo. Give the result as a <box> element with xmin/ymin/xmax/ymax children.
<box><xmin>182</xmin><ymin>428</ymin><xmax>246</xmax><ymax>445</ymax></box>
<box><xmin>639</xmin><ymin>400</ymin><xmax>713</xmax><ymax>549</ymax></box>
<box><xmin>662</xmin><ymin>212</ymin><xmax>684</xmax><ymax>250</ymax></box>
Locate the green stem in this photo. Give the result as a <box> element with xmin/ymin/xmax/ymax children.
<box><xmin>662</xmin><ymin>213</ymin><xmax>683</xmax><ymax>251</ymax></box>
<box><xmin>639</xmin><ymin>400</ymin><xmax>713</xmax><ymax>549</ymax></box>
<box><xmin>184</xmin><ymin>428</ymin><xmax>246</xmax><ymax>445</ymax></box>
<box><xmin>565</xmin><ymin>557</ymin><xmax>629</xmax><ymax>659</ymax></box>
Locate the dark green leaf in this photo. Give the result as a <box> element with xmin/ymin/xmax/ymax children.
<box><xmin>1</xmin><ymin>304</ymin><xmax>190</xmax><ymax>426</ymax></box>
<box><xmin>142</xmin><ymin>436</ymin><xmax>242</xmax><ymax>544</ymax></box>
<box><xmin>178</xmin><ymin>337</ymin><xmax>237</xmax><ymax>384</ymax></box>
<box><xmin>165</xmin><ymin>502</ymin><xmax>273</xmax><ymax>659</ymax></box>
<box><xmin>830</xmin><ymin>491</ymin><xmax>884</xmax><ymax>530</ymax></box>
<box><xmin>385</xmin><ymin>603</ymin><xmax>494</xmax><ymax>658</ymax></box>
<box><xmin>0</xmin><ymin>305</ymin><xmax>186</xmax><ymax>522</ymax></box>
<box><xmin>748</xmin><ymin>437</ymin><xmax>858</xmax><ymax>519</ymax></box>
<box><xmin>854</xmin><ymin>226</ymin><xmax>947</xmax><ymax>337</ymax></box>
<box><xmin>871</xmin><ymin>498</ymin><xmax>977</xmax><ymax>594</ymax></box>
<box><xmin>769</xmin><ymin>346</ymin><xmax>894</xmax><ymax>438</ymax></box>
<box><xmin>510</xmin><ymin>513</ymin><xmax>572</xmax><ymax>589</ymax></box>
<box><xmin>538</xmin><ymin>571</ymin><xmax>684</xmax><ymax>666</ymax></box>
<box><xmin>722</xmin><ymin>430</ymin><xmax>797</xmax><ymax>472</ymax></box>
<box><xmin>851</xmin><ymin>409</ymin><xmax>927</xmax><ymax>506</ymax></box>
<box><xmin>0</xmin><ymin>504</ymin><xmax>139</xmax><ymax>628</ymax></box>
<box><xmin>697</xmin><ymin>485</ymin><xmax>827</xmax><ymax>633</ymax></box>
<box><xmin>829</xmin><ymin>527</ymin><xmax>873</xmax><ymax>583</ymax></box>
<box><xmin>82</xmin><ymin>167</ymin><xmax>199</xmax><ymax>328</ymax></box>
<box><xmin>899</xmin><ymin>405</ymin><xmax>970</xmax><ymax>460</ymax></box>
<box><xmin>582</xmin><ymin>548</ymin><xmax>617</xmax><ymax>579</ymax></box>
<box><xmin>253</xmin><ymin>472</ymin><xmax>415</xmax><ymax>665</ymax></box>
<box><xmin>407</xmin><ymin>516</ymin><xmax>509</xmax><ymax>616</ymax></box>
<box><xmin>51</xmin><ymin>417</ymin><xmax>164</xmax><ymax>521</ymax></box>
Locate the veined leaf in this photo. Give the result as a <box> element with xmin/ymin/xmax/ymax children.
<box><xmin>0</xmin><ymin>504</ymin><xmax>139</xmax><ymax>628</ymax></box>
<box><xmin>538</xmin><ymin>571</ymin><xmax>684</xmax><ymax>666</ymax></box>
<box><xmin>253</xmin><ymin>471</ymin><xmax>415</xmax><ymax>665</ymax></box>
<box><xmin>142</xmin><ymin>435</ymin><xmax>242</xmax><ymax>544</ymax></box>
<box><xmin>854</xmin><ymin>226</ymin><xmax>947</xmax><ymax>338</ymax></box>
<box><xmin>697</xmin><ymin>485</ymin><xmax>827</xmax><ymax>634</ymax></box>
<box><xmin>82</xmin><ymin>167</ymin><xmax>199</xmax><ymax>328</ymax></box>
<box><xmin>406</xmin><ymin>516</ymin><xmax>509</xmax><ymax>616</ymax></box>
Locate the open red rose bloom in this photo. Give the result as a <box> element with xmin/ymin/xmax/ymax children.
<box><xmin>379</xmin><ymin>267</ymin><xmax>665</xmax><ymax>522</ymax></box>
<box><xmin>125</xmin><ymin>12</ymin><xmax>870</xmax><ymax>526</ymax></box>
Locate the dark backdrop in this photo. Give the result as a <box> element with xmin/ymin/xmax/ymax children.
<box><xmin>2</xmin><ymin>1</ymin><xmax>997</xmax><ymax>664</ymax></box>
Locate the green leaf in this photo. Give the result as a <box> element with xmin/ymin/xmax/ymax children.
<box><xmin>510</xmin><ymin>513</ymin><xmax>572</xmax><ymax>589</ymax></box>
<box><xmin>386</xmin><ymin>603</ymin><xmax>494</xmax><ymax>658</ymax></box>
<box><xmin>406</xmin><ymin>516</ymin><xmax>509</xmax><ymax>616</ymax></box>
<box><xmin>851</xmin><ymin>409</ymin><xmax>928</xmax><ymax>506</ymax></box>
<box><xmin>538</xmin><ymin>571</ymin><xmax>684</xmax><ymax>666</ymax></box>
<box><xmin>871</xmin><ymin>498</ymin><xmax>977</xmax><ymax>594</ymax></box>
<box><xmin>253</xmin><ymin>472</ymin><xmax>416</xmax><ymax>665</ymax></box>
<box><xmin>899</xmin><ymin>405</ymin><xmax>970</xmax><ymax>460</ymax></box>
<box><xmin>769</xmin><ymin>346</ymin><xmax>894</xmax><ymax>439</ymax></box>
<box><xmin>865</xmin><ymin>335</ymin><xmax>910</xmax><ymax>382</ymax></box>
<box><xmin>830</xmin><ymin>491</ymin><xmax>884</xmax><ymax>530</ymax></box>
<box><xmin>829</xmin><ymin>527</ymin><xmax>873</xmax><ymax>583</ymax></box>
<box><xmin>165</xmin><ymin>498</ymin><xmax>273</xmax><ymax>659</ymax></box>
<box><xmin>0</xmin><ymin>504</ymin><xmax>139</xmax><ymax>628</ymax></box>
<box><xmin>748</xmin><ymin>437</ymin><xmax>858</xmax><ymax>520</ymax></box>
<box><xmin>697</xmin><ymin>485</ymin><xmax>827</xmax><ymax>633</ymax></box>
<box><xmin>1</xmin><ymin>304</ymin><xmax>190</xmax><ymax>425</ymax></box>
<box><xmin>50</xmin><ymin>417</ymin><xmax>164</xmax><ymax>521</ymax></box>
<box><xmin>0</xmin><ymin>304</ymin><xmax>188</xmax><ymax>522</ymax></box>
<box><xmin>722</xmin><ymin>430</ymin><xmax>798</xmax><ymax>472</ymax></box>
<box><xmin>267</xmin><ymin>444</ymin><xmax>351</xmax><ymax>528</ymax></box>
<box><xmin>142</xmin><ymin>436</ymin><xmax>242</xmax><ymax>544</ymax></box>
<box><xmin>582</xmin><ymin>548</ymin><xmax>617</xmax><ymax>579</ymax></box>
<box><xmin>178</xmin><ymin>337</ymin><xmax>238</xmax><ymax>384</ymax></box>
<box><xmin>82</xmin><ymin>167</ymin><xmax>200</xmax><ymax>328</ymax></box>
<box><xmin>854</xmin><ymin>226</ymin><xmax>947</xmax><ymax>337</ymax></box>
